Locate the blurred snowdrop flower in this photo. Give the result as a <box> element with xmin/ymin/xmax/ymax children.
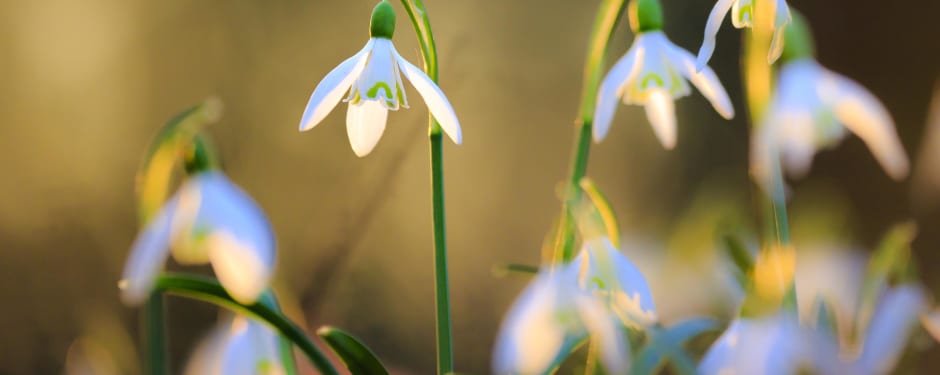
<box><xmin>843</xmin><ymin>285</ymin><xmax>927</xmax><ymax>375</ymax></box>
<box><xmin>750</xmin><ymin>58</ymin><xmax>909</xmax><ymax>194</ymax></box>
<box><xmin>699</xmin><ymin>313</ymin><xmax>815</xmax><ymax>375</ymax></box>
<box><xmin>750</xmin><ymin>15</ymin><xmax>907</xmax><ymax>195</ymax></box>
<box><xmin>185</xmin><ymin>316</ymin><xmax>286</xmax><ymax>375</ymax></box>
<box><xmin>576</xmin><ymin>237</ymin><xmax>657</xmax><ymax>328</ymax></box>
<box><xmin>298</xmin><ymin>1</ymin><xmax>461</xmax><ymax>157</ymax></box>
<box><xmin>697</xmin><ymin>0</ymin><xmax>792</xmax><ymax>68</ymax></box>
<box><xmin>594</xmin><ymin>0</ymin><xmax>733</xmax><ymax>148</ymax></box>
<box><xmin>120</xmin><ymin>171</ymin><xmax>275</xmax><ymax>305</ymax></box>
<box><xmin>492</xmin><ymin>263</ymin><xmax>630</xmax><ymax>375</ymax></box>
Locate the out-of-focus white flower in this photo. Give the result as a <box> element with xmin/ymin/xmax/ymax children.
<box><xmin>844</xmin><ymin>285</ymin><xmax>927</xmax><ymax>375</ymax></box>
<box><xmin>594</xmin><ymin>31</ymin><xmax>734</xmax><ymax>148</ymax></box>
<box><xmin>492</xmin><ymin>263</ymin><xmax>629</xmax><ymax>375</ymax></box>
<box><xmin>911</xmin><ymin>81</ymin><xmax>940</xmax><ymax>209</ymax></box>
<box><xmin>298</xmin><ymin>2</ymin><xmax>461</xmax><ymax>157</ymax></box>
<box><xmin>697</xmin><ymin>0</ymin><xmax>792</xmax><ymax>68</ymax></box>
<box><xmin>699</xmin><ymin>313</ymin><xmax>814</xmax><ymax>375</ymax></box>
<box><xmin>751</xmin><ymin>59</ymin><xmax>908</xmax><ymax>195</ymax></box>
<box><xmin>120</xmin><ymin>171</ymin><xmax>275</xmax><ymax>305</ymax></box>
<box><xmin>185</xmin><ymin>316</ymin><xmax>286</xmax><ymax>375</ymax></box>
<box><xmin>576</xmin><ymin>237</ymin><xmax>657</xmax><ymax>328</ymax></box>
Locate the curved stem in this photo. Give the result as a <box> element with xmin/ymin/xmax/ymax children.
<box><xmin>152</xmin><ymin>274</ymin><xmax>338</xmax><ymax>375</ymax></box>
<box><xmin>554</xmin><ymin>0</ymin><xmax>629</xmax><ymax>262</ymax></box>
<box><xmin>397</xmin><ymin>1</ymin><xmax>453</xmax><ymax>373</ymax></box>
<box><xmin>142</xmin><ymin>294</ymin><xmax>167</xmax><ymax>375</ymax></box>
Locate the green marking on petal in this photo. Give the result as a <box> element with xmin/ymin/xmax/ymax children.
<box><xmin>367</xmin><ymin>82</ymin><xmax>394</xmax><ymax>100</ymax></box>
<box><xmin>257</xmin><ymin>359</ymin><xmax>274</xmax><ymax>373</ymax></box>
<box><xmin>590</xmin><ymin>276</ymin><xmax>606</xmax><ymax>290</ymax></box>
<box><xmin>738</xmin><ymin>6</ymin><xmax>753</xmax><ymax>24</ymax></box>
<box><xmin>641</xmin><ymin>74</ymin><xmax>664</xmax><ymax>89</ymax></box>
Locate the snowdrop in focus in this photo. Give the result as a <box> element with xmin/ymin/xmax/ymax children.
<box><xmin>298</xmin><ymin>1</ymin><xmax>461</xmax><ymax>157</ymax></box>
<box><xmin>594</xmin><ymin>0</ymin><xmax>733</xmax><ymax>149</ymax></box>
<box><xmin>697</xmin><ymin>0</ymin><xmax>792</xmax><ymax>69</ymax></box>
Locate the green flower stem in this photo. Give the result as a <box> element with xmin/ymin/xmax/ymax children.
<box><xmin>554</xmin><ymin>0</ymin><xmax>629</xmax><ymax>263</ymax></box>
<box><xmin>142</xmin><ymin>293</ymin><xmax>167</xmax><ymax>375</ymax></box>
<box><xmin>398</xmin><ymin>1</ymin><xmax>452</xmax><ymax>373</ymax></box>
<box><xmin>152</xmin><ymin>274</ymin><xmax>339</xmax><ymax>375</ymax></box>
<box><xmin>743</xmin><ymin>1</ymin><xmax>790</xmax><ymax>247</ymax></box>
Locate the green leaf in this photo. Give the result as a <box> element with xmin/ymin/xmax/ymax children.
<box><xmin>491</xmin><ymin>263</ymin><xmax>539</xmax><ymax>278</ymax></box>
<box><xmin>317</xmin><ymin>326</ymin><xmax>389</xmax><ymax>375</ymax></box>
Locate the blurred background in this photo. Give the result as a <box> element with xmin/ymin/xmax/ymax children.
<box><xmin>0</xmin><ymin>0</ymin><xmax>938</xmax><ymax>374</ymax></box>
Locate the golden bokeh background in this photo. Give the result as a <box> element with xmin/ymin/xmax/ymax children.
<box><xmin>0</xmin><ymin>0</ymin><xmax>938</xmax><ymax>373</ymax></box>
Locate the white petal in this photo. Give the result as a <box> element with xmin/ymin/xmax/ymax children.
<box><xmin>184</xmin><ymin>317</ymin><xmax>231</xmax><ymax>375</ymax></box>
<box><xmin>698</xmin><ymin>320</ymin><xmax>740</xmax><ymax>375</ymax></box>
<box><xmin>921</xmin><ymin>308</ymin><xmax>940</xmax><ymax>342</ymax></box>
<box><xmin>767</xmin><ymin>0</ymin><xmax>791</xmax><ymax>64</ymax></box>
<box><xmin>353</xmin><ymin>39</ymin><xmax>401</xmax><ymax>110</ymax></box>
<box><xmin>667</xmin><ymin>44</ymin><xmax>735</xmax><ymax>119</ymax></box>
<box><xmin>580</xmin><ymin>238</ymin><xmax>657</xmax><ymax>328</ymax></box>
<box><xmin>594</xmin><ymin>47</ymin><xmax>639</xmax><ymax>142</ymax></box>
<box><xmin>826</xmin><ymin>73</ymin><xmax>909</xmax><ymax>180</ymax></box>
<box><xmin>696</xmin><ymin>0</ymin><xmax>736</xmax><ymax>71</ymax></box>
<box><xmin>644</xmin><ymin>88</ymin><xmax>677</xmax><ymax>149</ymax></box>
<box><xmin>193</xmin><ymin>173</ymin><xmax>276</xmax><ymax>304</ymax></box>
<box><xmin>119</xmin><ymin>193</ymin><xmax>193</xmax><ymax>305</ymax></box>
<box><xmin>778</xmin><ymin>112</ymin><xmax>818</xmax><ymax>179</ymax></box>
<box><xmin>219</xmin><ymin>318</ymin><xmax>284</xmax><ymax>375</ymax></box>
<box><xmin>345</xmin><ymin>100</ymin><xmax>388</xmax><ymax>157</ymax></box>
<box><xmin>299</xmin><ymin>39</ymin><xmax>374</xmax><ymax>131</ymax></box>
<box><xmin>856</xmin><ymin>286</ymin><xmax>926</xmax><ymax>374</ymax></box>
<box><xmin>394</xmin><ymin>47</ymin><xmax>463</xmax><ymax>144</ymax></box>
<box><xmin>575</xmin><ymin>295</ymin><xmax>630</xmax><ymax>374</ymax></box>
<box><xmin>731</xmin><ymin>0</ymin><xmax>753</xmax><ymax>28</ymax></box>
<box><xmin>170</xmin><ymin>180</ymin><xmax>211</xmax><ymax>265</ymax></box>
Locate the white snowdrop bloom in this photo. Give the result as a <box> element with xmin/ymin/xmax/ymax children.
<box><xmin>847</xmin><ymin>285</ymin><xmax>927</xmax><ymax>375</ymax></box>
<box><xmin>120</xmin><ymin>171</ymin><xmax>275</xmax><ymax>305</ymax></box>
<box><xmin>594</xmin><ymin>31</ymin><xmax>734</xmax><ymax>148</ymax></box>
<box><xmin>298</xmin><ymin>1</ymin><xmax>461</xmax><ymax>157</ymax></box>
<box><xmin>699</xmin><ymin>314</ymin><xmax>816</xmax><ymax>375</ymax></box>
<box><xmin>697</xmin><ymin>0</ymin><xmax>792</xmax><ymax>69</ymax></box>
<box><xmin>492</xmin><ymin>263</ymin><xmax>630</xmax><ymax>375</ymax></box>
<box><xmin>751</xmin><ymin>59</ymin><xmax>909</xmax><ymax>195</ymax></box>
<box><xmin>184</xmin><ymin>316</ymin><xmax>286</xmax><ymax>375</ymax></box>
<box><xmin>575</xmin><ymin>237</ymin><xmax>657</xmax><ymax>328</ymax></box>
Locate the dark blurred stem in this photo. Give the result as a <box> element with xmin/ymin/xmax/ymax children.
<box><xmin>143</xmin><ymin>293</ymin><xmax>167</xmax><ymax>375</ymax></box>
<box><xmin>400</xmin><ymin>1</ymin><xmax>453</xmax><ymax>373</ymax></box>
<box><xmin>553</xmin><ymin>0</ymin><xmax>628</xmax><ymax>263</ymax></box>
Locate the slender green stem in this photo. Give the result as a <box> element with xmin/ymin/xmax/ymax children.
<box><xmin>554</xmin><ymin>0</ymin><xmax>628</xmax><ymax>262</ymax></box>
<box><xmin>398</xmin><ymin>1</ymin><xmax>453</xmax><ymax>372</ymax></box>
<box><xmin>152</xmin><ymin>274</ymin><xmax>339</xmax><ymax>375</ymax></box>
<box><xmin>142</xmin><ymin>294</ymin><xmax>167</xmax><ymax>375</ymax></box>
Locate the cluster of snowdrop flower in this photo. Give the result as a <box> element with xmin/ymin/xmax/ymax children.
<box><xmin>113</xmin><ymin>0</ymin><xmax>938</xmax><ymax>373</ymax></box>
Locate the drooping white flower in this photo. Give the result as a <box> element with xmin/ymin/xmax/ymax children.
<box><xmin>847</xmin><ymin>285</ymin><xmax>927</xmax><ymax>374</ymax></box>
<box><xmin>697</xmin><ymin>0</ymin><xmax>792</xmax><ymax>69</ymax></box>
<box><xmin>699</xmin><ymin>313</ymin><xmax>815</xmax><ymax>375</ymax></box>
<box><xmin>575</xmin><ymin>237</ymin><xmax>657</xmax><ymax>328</ymax></box>
<box><xmin>184</xmin><ymin>315</ymin><xmax>286</xmax><ymax>375</ymax></box>
<box><xmin>298</xmin><ymin>3</ymin><xmax>461</xmax><ymax>157</ymax></box>
<box><xmin>492</xmin><ymin>263</ymin><xmax>630</xmax><ymax>375</ymax></box>
<box><xmin>750</xmin><ymin>59</ymin><xmax>909</xmax><ymax>195</ymax></box>
<box><xmin>120</xmin><ymin>171</ymin><xmax>275</xmax><ymax>305</ymax></box>
<box><xmin>594</xmin><ymin>31</ymin><xmax>734</xmax><ymax>148</ymax></box>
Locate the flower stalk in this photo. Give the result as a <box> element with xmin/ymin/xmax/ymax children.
<box><xmin>142</xmin><ymin>293</ymin><xmax>167</xmax><ymax>375</ymax></box>
<box><xmin>397</xmin><ymin>1</ymin><xmax>453</xmax><ymax>372</ymax></box>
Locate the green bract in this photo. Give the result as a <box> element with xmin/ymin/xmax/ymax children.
<box><xmin>183</xmin><ymin>133</ymin><xmax>220</xmax><ymax>175</ymax></box>
<box><xmin>781</xmin><ymin>11</ymin><xmax>815</xmax><ymax>63</ymax></box>
<box><xmin>370</xmin><ymin>1</ymin><xmax>396</xmax><ymax>39</ymax></box>
<box><xmin>628</xmin><ymin>0</ymin><xmax>663</xmax><ymax>33</ymax></box>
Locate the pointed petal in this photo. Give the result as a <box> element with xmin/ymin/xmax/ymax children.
<box><xmin>580</xmin><ymin>238</ymin><xmax>657</xmax><ymax>328</ymax></box>
<box><xmin>731</xmin><ymin>0</ymin><xmax>754</xmax><ymax>28</ymax></box>
<box><xmin>698</xmin><ymin>320</ymin><xmax>740</xmax><ymax>375</ymax></box>
<box><xmin>207</xmin><ymin>231</ymin><xmax>273</xmax><ymax>305</ymax></box>
<box><xmin>299</xmin><ymin>40</ymin><xmax>374</xmax><ymax>131</ymax></box>
<box><xmin>493</xmin><ymin>266</ymin><xmax>581</xmax><ymax>375</ymax></box>
<box><xmin>594</xmin><ymin>47</ymin><xmax>639</xmax><ymax>142</ymax></box>
<box><xmin>219</xmin><ymin>318</ymin><xmax>283</xmax><ymax>375</ymax></box>
<box><xmin>667</xmin><ymin>44</ymin><xmax>735</xmax><ymax>119</ymax></box>
<box><xmin>696</xmin><ymin>0</ymin><xmax>736</xmax><ymax>71</ymax></box>
<box><xmin>394</xmin><ymin>48</ymin><xmax>462</xmax><ymax>144</ymax></box>
<box><xmin>856</xmin><ymin>286</ymin><xmax>926</xmax><ymax>373</ymax></box>
<box><xmin>644</xmin><ymin>88</ymin><xmax>677</xmax><ymax>149</ymax></box>
<box><xmin>827</xmin><ymin>73</ymin><xmax>909</xmax><ymax>179</ymax></box>
<box><xmin>576</xmin><ymin>295</ymin><xmax>630</xmax><ymax>374</ymax></box>
<box><xmin>345</xmin><ymin>101</ymin><xmax>388</xmax><ymax>157</ymax></box>
<box><xmin>921</xmin><ymin>308</ymin><xmax>940</xmax><ymax>342</ymax></box>
<box><xmin>767</xmin><ymin>0</ymin><xmax>791</xmax><ymax>64</ymax></box>
<box><xmin>119</xmin><ymin>194</ymin><xmax>191</xmax><ymax>305</ymax></box>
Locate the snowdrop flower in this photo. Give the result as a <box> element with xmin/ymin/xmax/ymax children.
<box><xmin>120</xmin><ymin>171</ymin><xmax>275</xmax><ymax>305</ymax></box>
<box><xmin>844</xmin><ymin>285</ymin><xmax>927</xmax><ymax>375</ymax></box>
<box><xmin>492</xmin><ymin>263</ymin><xmax>629</xmax><ymax>375</ymax></box>
<box><xmin>697</xmin><ymin>0</ymin><xmax>791</xmax><ymax>69</ymax></box>
<box><xmin>699</xmin><ymin>313</ymin><xmax>815</xmax><ymax>375</ymax></box>
<box><xmin>750</xmin><ymin>17</ymin><xmax>908</xmax><ymax>195</ymax></box>
<box><xmin>594</xmin><ymin>0</ymin><xmax>733</xmax><ymax>148</ymax></box>
<box><xmin>298</xmin><ymin>1</ymin><xmax>461</xmax><ymax>157</ymax></box>
<box><xmin>184</xmin><ymin>315</ymin><xmax>286</xmax><ymax>375</ymax></box>
<box><xmin>575</xmin><ymin>237</ymin><xmax>657</xmax><ymax>328</ymax></box>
